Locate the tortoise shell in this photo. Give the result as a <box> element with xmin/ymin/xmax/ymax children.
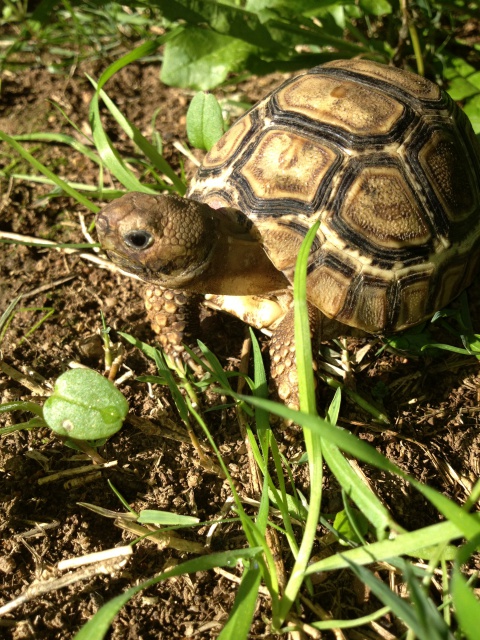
<box><xmin>187</xmin><ymin>59</ymin><xmax>480</xmax><ymax>333</ymax></box>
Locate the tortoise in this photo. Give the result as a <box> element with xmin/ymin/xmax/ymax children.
<box><xmin>96</xmin><ymin>59</ymin><xmax>480</xmax><ymax>408</ymax></box>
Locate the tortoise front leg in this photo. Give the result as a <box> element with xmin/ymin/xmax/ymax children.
<box><xmin>144</xmin><ymin>285</ymin><xmax>203</xmax><ymax>370</ymax></box>
<box><xmin>269</xmin><ymin>304</ymin><xmax>320</xmax><ymax>411</ymax></box>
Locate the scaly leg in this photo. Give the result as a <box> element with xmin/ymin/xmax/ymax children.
<box><xmin>144</xmin><ymin>286</ymin><xmax>203</xmax><ymax>370</ymax></box>
<box><xmin>269</xmin><ymin>304</ymin><xmax>320</xmax><ymax>411</ymax></box>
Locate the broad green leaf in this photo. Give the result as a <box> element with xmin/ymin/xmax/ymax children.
<box><xmin>162</xmin><ymin>27</ymin><xmax>257</xmax><ymax>90</ymax></box>
<box><xmin>444</xmin><ymin>56</ymin><xmax>476</xmax><ymax>80</ymax></box>
<box><xmin>43</xmin><ymin>369</ymin><xmax>128</xmax><ymax>440</ymax></box>
<box><xmin>359</xmin><ymin>0</ymin><xmax>392</xmax><ymax>15</ymax></box>
<box><xmin>468</xmin><ymin>71</ymin><xmax>480</xmax><ymax>90</ymax></box>
<box><xmin>447</xmin><ymin>76</ymin><xmax>479</xmax><ymax>101</ymax></box>
<box><xmin>333</xmin><ymin>508</ymin><xmax>369</xmax><ymax>544</ymax></box>
<box><xmin>186</xmin><ymin>92</ymin><xmax>225</xmax><ymax>150</ymax></box>
<box><xmin>147</xmin><ymin>0</ymin><xmax>282</xmax><ymax>50</ymax></box>
<box><xmin>246</xmin><ymin>0</ymin><xmax>326</xmax><ymax>11</ymax></box>
<box><xmin>464</xmin><ymin>94</ymin><xmax>480</xmax><ymax>134</ymax></box>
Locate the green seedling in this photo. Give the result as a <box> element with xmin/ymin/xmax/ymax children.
<box><xmin>43</xmin><ymin>369</ymin><xmax>128</xmax><ymax>440</ymax></box>
<box><xmin>186</xmin><ymin>91</ymin><xmax>226</xmax><ymax>151</ymax></box>
<box><xmin>1</xmin><ymin>369</ymin><xmax>128</xmax><ymax>444</ymax></box>
<box><xmin>333</xmin><ymin>507</ymin><xmax>370</xmax><ymax>546</ymax></box>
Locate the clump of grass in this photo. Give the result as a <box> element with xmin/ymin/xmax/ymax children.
<box><xmin>69</xmin><ymin>232</ymin><xmax>480</xmax><ymax>639</ymax></box>
<box><xmin>3</xmin><ymin>1</ymin><xmax>479</xmax><ymax>129</ymax></box>
<box><xmin>1</xmin><ymin>6</ymin><xmax>480</xmax><ymax>638</ymax></box>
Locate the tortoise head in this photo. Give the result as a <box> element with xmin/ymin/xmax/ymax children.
<box><xmin>97</xmin><ymin>191</ymin><xmax>289</xmax><ymax>295</ymax></box>
<box><xmin>96</xmin><ymin>192</ymin><xmax>218</xmax><ymax>288</ymax></box>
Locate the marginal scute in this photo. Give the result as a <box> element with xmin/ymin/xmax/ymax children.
<box><xmin>434</xmin><ymin>263</ymin><xmax>466</xmax><ymax>311</ymax></box>
<box><xmin>418</xmin><ymin>129</ymin><xmax>478</xmax><ymax>221</ymax></box>
<box><xmin>259</xmin><ymin>223</ymin><xmax>312</xmax><ymax>272</ymax></box>
<box><xmin>240</xmin><ymin>129</ymin><xmax>339</xmax><ymax>202</ymax></box>
<box><xmin>336</xmin><ymin>165</ymin><xmax>431</xmax><ymax>247</ymax></box>
<box><xmin>348</xmin><ymin>278</ymin><xmax>390</xmax><ymax>332</ymax></box>
<box><xmin>307</xmin><ymin>263</ymin><xmax>352</xmax><ymax>319</ymax></box>
<box><xmin>276</xmin><ymin>74</ymin><xmax>405</xmax><ymax>135</ymax></box>
<box><xmin>464</xmin><ymin>239</ymin><xmax>480</xmax><ymax>285</ymax></box>
<box><xmin>394</xmin><ymin>272</ymin><xmax>434</xmax><ymax>329</ymax></box>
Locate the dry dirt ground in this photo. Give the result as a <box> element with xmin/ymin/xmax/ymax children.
<box><xmin>1</xmin><ymin>58</ymin><xmax>480</xmax><ymax>639</ymax></box>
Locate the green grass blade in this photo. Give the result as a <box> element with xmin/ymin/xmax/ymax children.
<box><xmin>306</xmin><ymin>519</ymin><xmax>467</xmax><ymax>573</ymax></box>
<box><xmin>311</xmin><ymin>605</ymin><xmax>391</xmax><ymax>630</ymax></box>
<box><xmin>232</xmin><ymin>393</ymin><xmax>480</xmax><ymax>542</ymax></box>
<box><xmin>279</xmin><ymin>221</ymin><xmax>323</xmax><ymax>622</ymax></box>
<box><xmin>217</xmin><ymin>563</ymin><xmax>262</xmax><ymax>640</ymax></box>
<box><xmin>324</xmin><ymin>388</ymin><xmax>395</xmax><ymax>535</ymax></box>
<box><xmin>87</xmin><ymin>35</ymin><xmax>186</xmax><ymax>194</ymax></box>
<box><xmin>322</xmin><ymin>440</ymin><xmax>396</xmax><ymax>535</ymax></box>
<box><xmin>92</xmin><ymin>82</ymin><xmax>186</xmax><ymax>194</ymax></box>
<box><xmin>344</xmin><ymin>558</ymin><xmax>453</xmax><ymax>640</ymax></box>
<box><xmin>73</xmin><ymin>548</ymin><xmax>263</xmax><ymax>640</ymax></box>
<box><xmin>88</xmin><ymin>80</ymin><xmax>157</xmax><ymax>194</ymax></box>
<box><xmin>451</xmin><ymin>562</ymin><xmax>480</xmax><ymax>640</ymax></box>
<box><xmin>12</xmin><ymin>132</ymin><xmax>101</xmax><ymax>165</ymax></box>
<box><xmin>294</xmin><ymin>221</ymin><xmax>319</xmax><ymax>414</ymax></box>
<box><xmin>407</xmin><ymin>478</ymin><xmax>480</xmax><ymax>540</ymax></box>
<box><xmin>0</xmin><ymin>130</ymin><xmax>98</xmax><ymax>212</ymax></box>
<box><xmin>119</xmin><ymin>333</ymin><xmax>190</xmax><ymax>424</ymax></box>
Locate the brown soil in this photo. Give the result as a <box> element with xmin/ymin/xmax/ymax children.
<box><xmin>1</xmin><ymin>59</ymin><xmax>479</xmax><ymax>640</ymax></box>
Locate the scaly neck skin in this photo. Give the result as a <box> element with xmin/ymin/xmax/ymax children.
<box><xmin>143</xmin><ymin>203</ymin><xmax>289</xmax><ymax>295</ymax></box>
<box><xmin>190</xmin><ymin>222</ymin><xmax>290</xmax><ymax>295</ymax></box>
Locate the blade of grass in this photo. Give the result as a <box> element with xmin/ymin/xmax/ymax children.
<box><xmin>0</xmin><ymin>131</ymin><xmax>98</xmax><ymax>212</ymax></box>
<box><xmin>217</xmin><ymin>562</ymin><xmax>262</xmax><ymax>640</ymax></box>
<box><xmin>451</xmin><ymin>561</ymin><xmax>480</xmax><ymax>640</ymax></box>
<box><xmin>90</xmin><ymin>79</ymin><xmax>186</xmax><ymax>195</ymax></box>
<box><xmin>306</xmin><ymin>518</ymin><xmax>469</xmax><ymax>574</ymax></box>
<box><xmin>229</xmin><ymin>394</ymin><xmax>480</xmax><ymax>541</ymax></box>
<box><xmin>88</xmin><ymin>35</ymin><xmax>186</xmax><ymax>194</ymax></box>
<box><xmin>73</xmin><ymin>547</ymin><xmax>263</xmax><ymax>640</ymax></box>
<box><xmin>344</xmin><ymin>558</ymin><xmax>453</xmax><ymax>640</ymax></box>
<box><xmin>11</xmin><ymin>132</ymin><xmax>101</xmax><ymax>165</ymax></box>
<box><xmin>322</xmin><ymin>440</ymin><xmax>396</xmax><ymax>536</ymax></box>
<box><xmin>278</xmin><ymin>221</ymin><xmax>323</xmax><ymax>623</ymax></box>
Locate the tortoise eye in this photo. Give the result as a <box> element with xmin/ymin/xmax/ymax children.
<box><xmin>123</xmin><ymin>230</ymin><xmax>153</xmax><ymax>250</ymax></box>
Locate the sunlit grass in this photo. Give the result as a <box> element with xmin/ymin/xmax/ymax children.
<box><xmin>1</xmin><ymin>2</ymin><xmax>480</xmax><ymax>637</ymax></box>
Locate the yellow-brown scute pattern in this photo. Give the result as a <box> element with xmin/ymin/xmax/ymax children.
<box><xmin>187</xmin><ymin>59</ymin><xmax>480</xmax><ymax>333</ymax></box>
<box><xmin>276</xmin><ymin>74</ymin><xmax>404</xmax><ymax>136</ymax></box>
<box><xmin>241</xmin><ymin>129</ymin><xmax>338</xmax><ymax>201</ymax></box>
<box><xmin>418</xmin><ymin>131</ymin><xmax>479</xmax><ymax>221</ymax></box>
<box><xmin>337</xmin><ymin>166</ymin><xmax>431</xmax><ymax>247</ymax></box>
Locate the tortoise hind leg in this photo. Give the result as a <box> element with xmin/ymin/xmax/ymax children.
<box><xmin>269</xmin><ymin>304</ymin><xmax>320</xmax><ymax>411</ymax></box>
<box><xmin>144</xmin><ymin>285</ymin><xmax>203</xmax><ymax>370</ymax></box>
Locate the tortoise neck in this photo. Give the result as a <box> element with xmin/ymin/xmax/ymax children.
<box><xmin>184</xmin><ymin>208</ymin><xmax>289</xmax><ymax>295</ymax></box>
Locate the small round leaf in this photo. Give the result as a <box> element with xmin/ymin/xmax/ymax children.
<box><xmin>43</xmin><ymin>369</ymin><xmax>128</xmax><ymax>440</ymax></box>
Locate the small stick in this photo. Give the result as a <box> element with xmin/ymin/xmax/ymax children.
<box><xmin>0</xmin><ymin>554</ymin><xmax>130</xmax><ymax>616</ymax></box>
